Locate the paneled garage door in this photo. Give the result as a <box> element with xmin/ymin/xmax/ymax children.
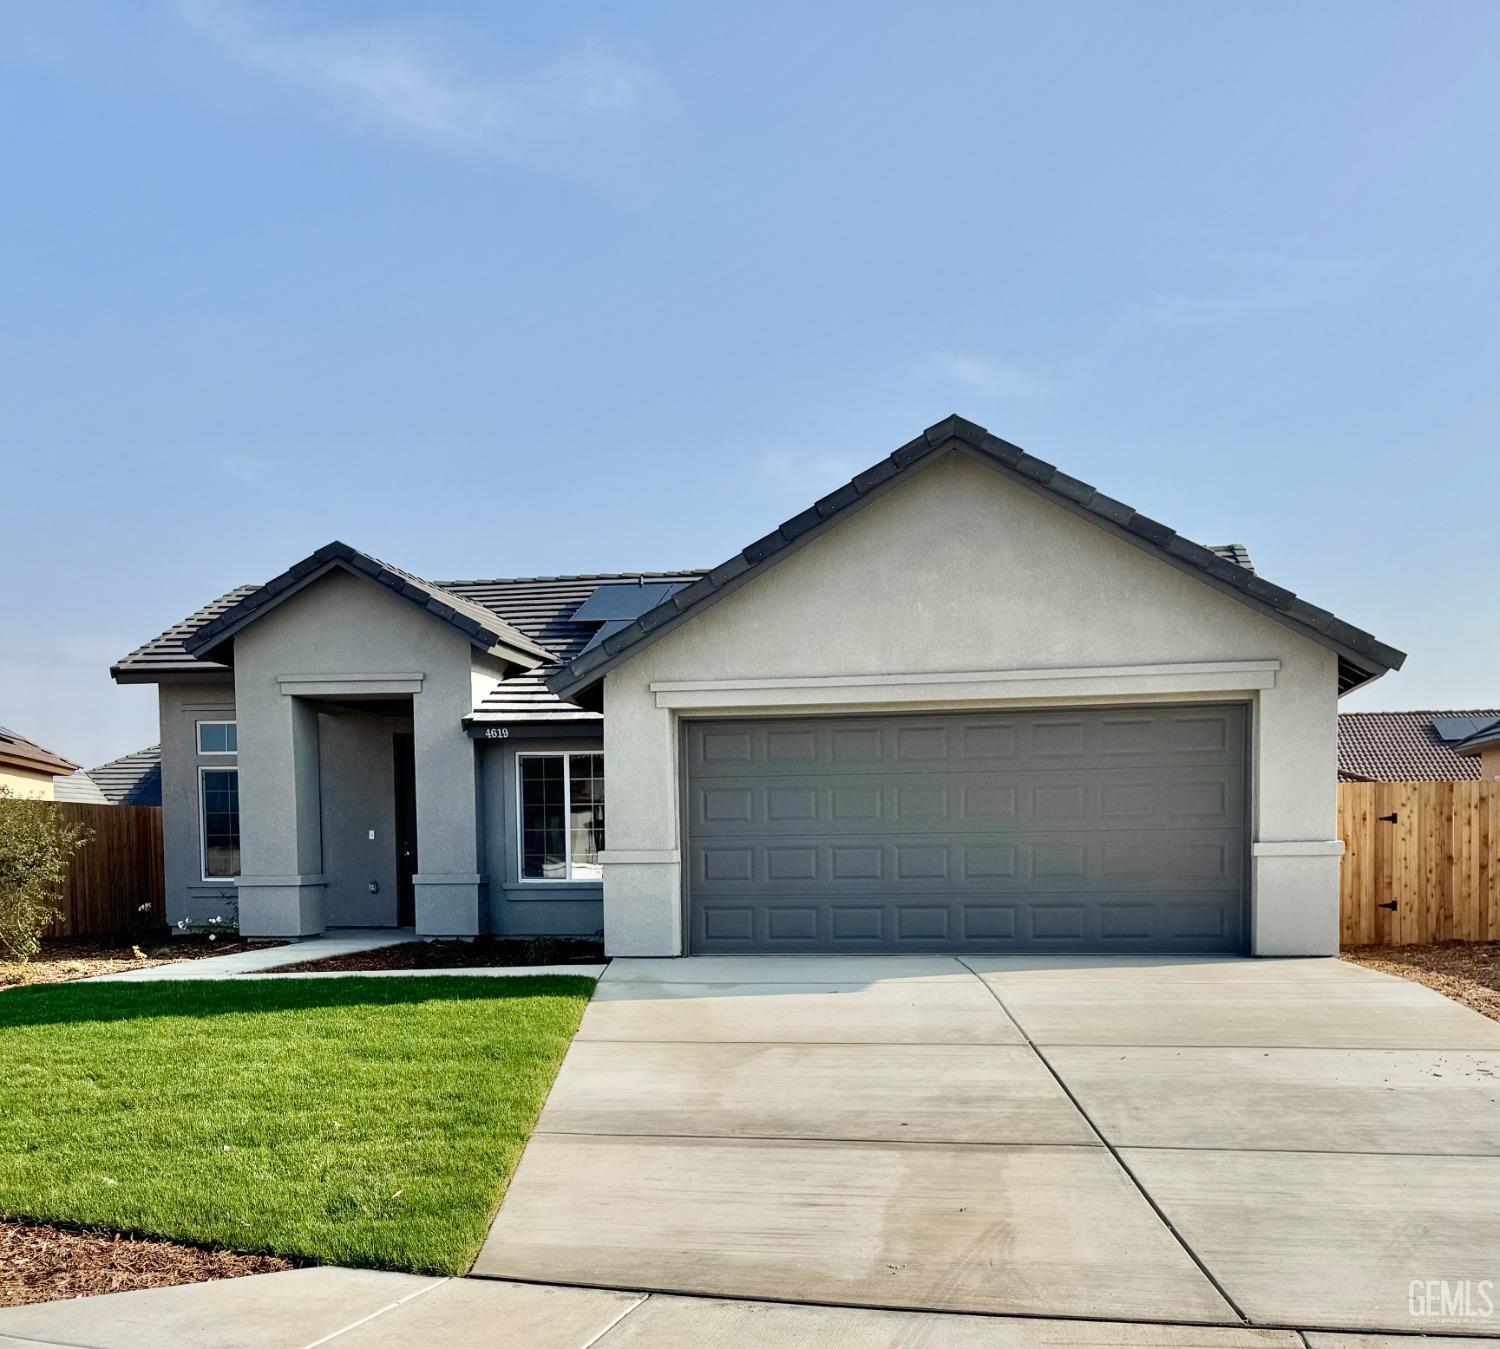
<box><xmin>684</xmin><ymin>705</ymin><xmax>1248</xmax><ymax>954</ymax></box>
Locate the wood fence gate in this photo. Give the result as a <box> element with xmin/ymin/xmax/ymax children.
<box><xmin>1338</xmin><ymin>780</ymin><xmax>1500</xmax><ymax>946</ymax></box>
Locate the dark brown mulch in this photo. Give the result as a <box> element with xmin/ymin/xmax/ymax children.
<box><xmin>0</xmin><ymin>1219</ymin><xmax>294</xmax><ymax>1309</ymax></box>
<box><xmin>1342</xmin><ymin>941</ymin><xmax>1500</xmax><ymax>1022</ymax></box>
<box><xmin>2</xmin><ymin>938</ymin><xmax>289</xmax><ymax>991</ymax></box>
<box><xmin>275</xmin><ymin>936</ymin><xmax>606</xmax><ymax>973</ymax></box>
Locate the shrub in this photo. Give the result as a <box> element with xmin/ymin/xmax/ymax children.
<box><xmin>0</xmin><ymin>787</ymin><xmax>92</xmax><ymax>963</ymax></box>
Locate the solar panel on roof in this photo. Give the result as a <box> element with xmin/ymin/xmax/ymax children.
<box><xmin>570</xmin><ymin>582</ymin><xmax>684</xmax><ymax>623</ymax></box>
<box><xmin>1432</xmin><ymin>715</ymin><xmax>1500</xmax><ymax>744</ymax></box>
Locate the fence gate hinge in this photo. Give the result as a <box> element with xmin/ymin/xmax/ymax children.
<box><xmin>1377</xmin><ymin>900</ymin><xmax>1398</xmax><ymax>911</ymax></box>
<box><xmin>1378</xmin><ymin>812</ymin><xmax>1398</xmax><ymax>824</ymax></box>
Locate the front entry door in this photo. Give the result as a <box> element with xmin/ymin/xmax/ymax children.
<box><xmin>393</xmin><ymin>733</ymin><xmax>418</xmax><ymax>927</ymax></box>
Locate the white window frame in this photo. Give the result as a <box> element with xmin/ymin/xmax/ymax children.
<box><xmin>515</xmin><ymin>751</ymin><xmax>604</xmax><ymax>884</ymax></box>
<box><xmin>196</xmin><ymin>719</ymin><xmax>238</xmax><ymax>756</ymax></box>
<box><xmin>198</xmin><ymin>765</ymin><xmax>241</xmax><ymax>883</ymax></box>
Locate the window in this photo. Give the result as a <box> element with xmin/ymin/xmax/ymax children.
<box><xmin>200</xmin><ymin>768</ymin><xmax>241</xmax><ymax>880</ymax></box>
<box><xmin>518</xmin><ymin>753</ymin><xmax>604</xmax><ymax>881</ymax></box>
<box><xmin>197</xmin><ymin>721</ymin><xmax>238</xmax><ymax>754</ymax></box>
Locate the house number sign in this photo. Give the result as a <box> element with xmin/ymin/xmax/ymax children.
<box><xmin>481</xmin><ymin>727</ymin><xmax>510</xmax><ymax>739</ymax></box>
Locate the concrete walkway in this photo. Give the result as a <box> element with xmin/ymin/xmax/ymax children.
<box><xmin>86</xmin><ymin>930</ymin><xmax>607</xmax><ymax>982</ymax></box>
<box><xmin>6</xmin><ymin>1266</ymin><xmax>1488</xmax><ymax>1347</ymax></box>
<box><xmin>87</xmin><ymin>930</ymin><xmax>415</xmax><ymax>981</ymax></box>
<box><xmin>478</xmin><ymin>954</ymin><xmax>1500</xmax><ymax>1335</ymax></box>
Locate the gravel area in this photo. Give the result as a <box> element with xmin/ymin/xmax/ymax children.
<box><xmin>1342</xmin><ymin>941</ymin><xmax>1500</xmax><ymax>1022</ymax></box>
<box><xmin>275</xmin><ymin>936</ymin><xmax>605</xmax><ymax>973</ymax></box>
<box><xmin>1</xmin><ymin>938</ymin><xmax>288</xmax><ymax>991</ymax></box>
<box><xmin>0</xmin><ymin>1220</ymin><xmax>293</xmax><ymax>1309</ymax></box>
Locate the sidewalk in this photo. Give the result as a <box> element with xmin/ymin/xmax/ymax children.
<box><xmin>86</xmin><ymin>930</ymin><xmax>416</xmax><ymax>982</ymax></box>
<box><xmin>0</xmin><ymin>1266</ymin><xmax>1352</xmax><ymax>1348</ymax></box>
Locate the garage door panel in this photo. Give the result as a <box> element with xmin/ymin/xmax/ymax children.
<box><xmin>691</xmin><ymin>893</ymin><xmax>1245</xmax><ymax>953</ymax></box>
<box><xmin>691</xmin><ymin>770</ymin><xmax>1244</xmax><ymax>835</ymax></box>
<box><xmin>692</xmin><ymin>831</ymin><xmax>1244</xmax><ymax>894</ymax></box>
<box><xmin>688</xmin><ymin>711</ymin><xmax>1244</xmax><ymax>779</ymax></box>
<box><xmin>686</xmin><ymin>707</ymin><xmax>1247</xmax><ymax>954</ymax></box>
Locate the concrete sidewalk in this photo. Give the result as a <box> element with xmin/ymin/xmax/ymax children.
<box><xmin>477</xmin><ymin>953</ymin><xmax>1500</xmax><ymax>1334</ymax></box>
<box><xmin>0</xmin><ymin>1266</ymin><xmax>1448</xmax><ymax>1347</ymax></box>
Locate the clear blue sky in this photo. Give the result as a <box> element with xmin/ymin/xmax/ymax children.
<box><xmin>3</xmin><ymin>2</ymin><xmax>1496</xmax><ymax>767</ymax></box>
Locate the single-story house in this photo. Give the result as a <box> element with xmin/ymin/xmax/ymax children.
<box><xmin>1338</xmin><ymin>710</ymin><xmax>1500</xmax><ymax>783</ymax></box>
<box><xmin>0</xmin><ymin>726</ymin><xmax>79</xmax><ymax>799</ymax></box>
<box><xmin>111</xmin><ymin>417</ymin><xmax>1404</xmax><ymax>957</ymax></box>
<box><xmin>54</xmin><ymin>744</ymin><xmax>163</xmax><ymax>806</ymax></box>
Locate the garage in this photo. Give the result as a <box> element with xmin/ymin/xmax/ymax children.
<box><xmin>685</xmin><ymin>704</ymin><xmax>1248</xmax><ymax>954</ymax></box>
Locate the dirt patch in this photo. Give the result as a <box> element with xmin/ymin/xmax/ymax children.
<box><xmin>1</xmin><ymin>938</ymin><xmax>289</xmax><ymax>991</ymax></box>
<box><xmin>0</xmin><ymin>1219</ymin><xmax>294</xmax><ymax>1309</ymax></box>
<box><xmin>275</xmin><ymin>935</ymin><xmax>605</xmax><ymax>973</ymax></box>
<box><xmin>1342</xmin><ymin>942</ymin><xmax>1500</xmax><ymax>1022</ymax></box>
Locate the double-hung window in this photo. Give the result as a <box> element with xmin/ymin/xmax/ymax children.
<box><xmin>518</xmin><ymin>752</ymin><xmax>604</xmax><ymax>881</ymax></box>
<box><xmin>197</xmin><ymin>720</ymin><xmax>240</xmax><ymax>881</ymax></box>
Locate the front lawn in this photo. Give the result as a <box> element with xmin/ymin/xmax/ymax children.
<box><xmin>0</xmin><ymin>976</ymin><xmax>593</xmax><ymax>1274</ymax></box>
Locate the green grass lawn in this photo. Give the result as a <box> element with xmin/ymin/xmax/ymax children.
<box><xmin>0</xmin><ymin>976</ymin><xmax>594</xmax><ymax>1274</ymax></box>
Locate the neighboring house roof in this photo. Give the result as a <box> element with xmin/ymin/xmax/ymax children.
<box><xmin>86</xmin><ymin>745</ymin><xmax>163</xmax><ymax>805</ymax></box>
<box><xmin>53</xmin><ymin>772</ymin><xmax>109</xmax><ymax>804</ymax></box>
<box><xmin>1337</xmin><ymin>710</ymin><xmax>1500</xmax><ymax>782</ymax></box>
<box><xmin>0</xmin><ymin>725</ymin><xmax>80</xmax><ymax>777</ymax></box>
<box><xmin>545</xmin><ymin>415</ymin><xmax>1406</xmax><ymax>703</ymax></box>
<box><xmin>180</xmin><ymin>542</ymin><xmax>553</xmax><ymax>670</ymax></box>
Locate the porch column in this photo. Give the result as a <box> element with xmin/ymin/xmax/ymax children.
<box><xmin>410</xmin><ymin>687</ymin><xmax>483</xmax><ymax>936</ymax></box>
<box><xmin>236</xmin><ymin>690</ymin><xmax>326</xmax><ymax>937</ymax></box>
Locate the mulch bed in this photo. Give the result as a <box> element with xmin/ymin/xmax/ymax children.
<box><xmin>275</xmin><ymin>936</ymin><xmax>606</xmax><ymax>973</ymax></box>
<box><xmin>1342</xmin><ymin>941</ymin><xmax>1500</xmax><ymax>1022</ymax></box>
<box><xmin>1</xmin><ymin>938</ymin><xmax>288</xmax><ymax>991</ymax></box>
<box><xmin>0</xmin><ymin>1219</ymin><xmax>293</xmax><ymax>1309</ymax></box>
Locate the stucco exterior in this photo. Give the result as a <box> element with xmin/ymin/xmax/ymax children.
<box><xmin>0</xmin><ymin>766</ymin><xmax>56</xmax><ymax>798</ymax></box>
<box><xmin>599</xmin><ymin>451</ymin><xmax>1343</xmax><ymax>957</ymax></box>
<box><xmin>157</xmin><ymin>681</ymin><xmax>239</xmax><ymax>928</ymax></box>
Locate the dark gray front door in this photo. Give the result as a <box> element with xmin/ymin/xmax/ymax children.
<box><xmin>685</xmin><ymin>705</ymin><xmax>1248</xmax><ymax>954</ymax></box>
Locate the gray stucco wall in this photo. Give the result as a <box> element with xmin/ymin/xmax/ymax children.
<box><xmin>230</xmin><ymin>567</ymin><xmax>502</xmax><ymax>937</ymax></box>
<box><xmin>478</xmin><ymin>737</ymin><xmax>604</xmax><ymax>937</ymax></box>
<box><xmin>157</xmin><ymin>681</ymin><xmax>239</xmax><ymax>928</ymax></box>
<box><xmin>599</xmin><ymin>450</ymin><xmax>1344</xmax><ymax>958</ymax></box>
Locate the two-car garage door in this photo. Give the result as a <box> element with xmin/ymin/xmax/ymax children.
<box><xmin>685</xmin><ymin>704</ymin><xmax>1248</xmax><ymax>954</ymax></box>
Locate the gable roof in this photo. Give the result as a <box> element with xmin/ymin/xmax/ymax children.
<box><xmin>1338</xmin><ymin>710</ymin><xmax>1500</xmax><ymax>782</ymax></box>
<box><xmin>179</xmin><ymin>542</ymin><xmax>552</xmax><ymax>670</ymax></box>
<box><xmin>545</xmin><ymin>415</ymin><xmax>1406</xmax><ymax>703</ymax></box>
<box><xmin>112</xmin><ymin>569</ymin><xmax>706</xmax><ymax>723</ymax></box>
<box><xmin>53</xmin><ymin>770</ymin><xmax>110</xmax><ymax>804</ymax></box>
<box><xmin>0</xmin><ymin>725</ymin><xmax>80</xmax><ymax>777</ymax></box>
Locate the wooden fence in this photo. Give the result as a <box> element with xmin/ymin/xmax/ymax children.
<box><xmin>1338</xmin><ymin>780</ymin><xmax>1500</xmax><ymax>947</ymax></box>
<box><xmin>39</xmin><ymin>802</ymin><xmax>165</xmax><ymax>940</ymax></box>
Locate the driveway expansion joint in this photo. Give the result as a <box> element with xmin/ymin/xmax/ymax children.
<box><xmin>955</xmin><ymin>956</ymin><xmax>1253</xmax><ymax>1326</ymax></box>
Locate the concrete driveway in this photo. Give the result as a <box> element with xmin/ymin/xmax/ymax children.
<box><xmin>476</xmin><ymin>954</ymin><xmax>1500</xmax><ymax>1335</ymax></box>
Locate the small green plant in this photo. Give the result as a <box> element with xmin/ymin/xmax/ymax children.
<box><xmin>0</xmin><ymin>786</ymin><xmax>92</xmax><ymax>964</ymax></box>
<box><xmin>174</xmin><ymin>914</ymin><xmax>239</xmax><ymax>945</ymax></box>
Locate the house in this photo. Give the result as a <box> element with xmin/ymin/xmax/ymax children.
<box><xmin>54</xmin><ymin>745</ymin><xmax>163</xmax><ymax>806</ymax></box>
<box><xmin>1339</xmin><ymin>710</ymin><xmax>1500</xmax><ymax>783</ymax></box>
<box><xmin>111</xmin><ymin>417</ymin><xmax>1404</xmax><ymax>957</ymax></box>
<box><xmin>0</xmin><ymin>726</ymin><xmax>79</xmax><ymax>799</ymax></box>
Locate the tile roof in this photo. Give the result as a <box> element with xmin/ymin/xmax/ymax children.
<box><xmin>0</xmin><ymin>725</ymin><xmax>80</xmax><ymax>777</ymax></box>
<box><xmin>83</xmin><ymin>744</ymin><xmax>163</xmax><ymax>805</ymax></box>
<box><xmin>113</xmin><ymin>571</ymin><xmax>705</xmax><ymax>722</ymax></box>
<box><xmin>1337</xmin><ymin>710</ymin><xmax>1500</xmax><ymax>782</ymax></box>
<box><xmin>52</xmin><ymin>771</ymin><xmax>109</xmax><ymax>805</ymax></box>
<box><xmin>182</xmin><ymin>542</ymin><xmax>552</xmax><ymax>668</ymax></box>
<box><xmin>546</xmin><ymin>415</ymin><xmax>1404</xmax><ymax>703</ymax></box>
<box><xmin>112</xmin><ymin>586</ymin><xmax>257</xmax><ymax>681</ymax></box>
